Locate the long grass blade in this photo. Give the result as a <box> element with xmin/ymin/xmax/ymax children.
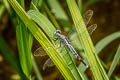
<box><xmin>16</xmin><ymin>23</ymin><xmax>32</xmax><ymax>78</ymax></box>
<box><xmin>47</xmin><ymin>0</ymin><xmax>72</xmax><ymax>31</ymax></box>
<box><xmin>47</xmin><ymin>0</ymin><xmax>68</xmax><ymax>20</ymax></box>
<box><xmin>16</xmin><ymin>0</ymin><xmax>33</xmax><ymax>78</ymax></box>
<box><xmin>0</xmin><ymin>5</ymin><xmax>5</xmax><ymax>20</ymax></box>
<box><xmin>66</xmin><ymin>0</ymin><xmax>109</xmax><ymax>80</ymax></box>
<box><xmin>108</xmin><ymin>44</ymin><xmax>120</xmax><ymax>78</ymax></box>
<box><xmin>78</xmin><ymin>31</ymin><xmax>120</xmax><ymax>72</ymax></box>
<box><xmin>32</xmin><ymin>57</ymin><xmax>43</xmax><ymax>80</ymax></box>
<box><xmin>95</xmin><ymin>31</ymin><xmax>120</xmax><ymax>54</ymax></box>
<box><xmin>27</xmin><ymin>10</ymin><xmax>56</xmax><ymax>39</ymax></box>
<box><xmin>43</xmin><ymin>2</ymin><xmax>61</xmax><ymax>29</ymax></box>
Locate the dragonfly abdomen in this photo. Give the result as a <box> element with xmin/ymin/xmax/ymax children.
<box><xmin>67</xmin><ymin>44</ymin><xmax>80</xmax><ymax>58</ymax></box>
<box><xmin>67</xmin><ymin>44</ymin><xmax>88</xmax><ymax>68</ymax></box>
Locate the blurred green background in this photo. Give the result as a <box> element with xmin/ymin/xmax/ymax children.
<box><xmin>0</xmin><ymin>0</ymin><xmax>120</xmax><ymax>80</ymax></box>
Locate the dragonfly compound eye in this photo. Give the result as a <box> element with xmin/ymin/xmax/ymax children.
<box><xmin>56</xmin><ymin>30</ymin><xmax>61</xmax><ymax>33</ymax></box>
<box><xmin>54</xmin><ymin>30</ymin><xmax>61</xmax><ymax>35</ymax></box>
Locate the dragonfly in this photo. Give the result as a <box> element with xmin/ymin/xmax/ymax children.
<box><xmin>34</xmin><ymin>10</ymin><xmax>97</xmax><ymax>70</ymax></box>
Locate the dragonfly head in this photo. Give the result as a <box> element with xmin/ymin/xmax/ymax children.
<box><xmin>54</xmin><ymin>30</ymin><xmax>61</xmax><ymax>36</ymax></box>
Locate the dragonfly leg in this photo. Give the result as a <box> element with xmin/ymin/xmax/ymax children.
<box><xmin>53</xmin><ymin>38</ymin><xmax>58</xmax><ymax>45</ymax></box>
<box><xmin>53</xmin><ymin>38</ymin><xmax>61</xmax><ymax>49</ymax></box>
<box><xmin>59</xmin><ymin>45</ymin><xmax>65</xmax><ymax>53</ymax></box>
<box><xmin>58</xmin><ymin>41</ymin><xmax>61</xmax><ymax>48</ymax></box>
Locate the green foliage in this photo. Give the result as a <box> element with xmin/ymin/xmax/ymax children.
<box><xmin>0</xmin><ymin>0</ymin><xmax>119</xmax><ymax>79</ymax></box>
<box><xmin>0</xmin><ymin>5</ymin><xmax>5</xmax><ymax>20</ymax></box>
<box><xmin>108</xmin><ymin>44</ymin><xmax>120</xmax><ymax>78</ymax></box>
<box><xmin>16</xmin><ymin>23</ymin><xmax>33</xmax><ymax>77</ymax></box>
<box><xmin>95</xmin><ymin>31</ymin><xmax>120</xmax><ymax>54</ymax></box>
<box><xmin>7</xmin><ymin>0</ymin><xmax>79</xmax><ymax>79</ymax></box>
<box><xmin>47</xmin><ymin>0</ymin><xmax>72</xmax><ymax>31</ymax></box>
<box><xmin>66</xmin><ymin>0</ymin><xmax>109</xmax><ymax>80</ymax></box>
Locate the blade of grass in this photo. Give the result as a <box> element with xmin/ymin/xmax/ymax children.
<box><xmin>32</xmin><ymin>57</ymin><xmax>43</xmax><ymax>80</ymax></box>
<box><xmin>16</xmin><ymin>23</ymin><xmax>32</xmax><ymax>78</ymax></box>
<box><xmin>43</xmin><ymin>2</ymin><xmax>61</xmax><ymax>29</ymax></box>
<box><xmin>26</xmin><ymin>8</ymin><xmax>43</xmax><ymax>79</ymax></box>
<box><xmin>108</xmin><ymin>44</ymin><xmax>120</xmax><ymax>78</ymax></box>
<box><xmin>0</xmin><ymin>5</ymin><xmax>5</xmax><ymax>20</ymax></box>
<box><xmin>7</xmin><ymin>0</ymin><xmax>76</xmax><ymax>79</ymax></box>
<box><xmin>32</xmin><ymin>0</ymin><xmax>43</xmax><ymax>9</ymax></box>
<box><xmin>47</xmin><ymin>0</ymin><xmax>68</xmax><ymax>20</ymax></box>
<box><xmin>3</xmin><ymin>0</ymin><xmax>42</xmax><ymax>79</ymax></box>
<box><xmin>77</xmin><ymin>0</ymin><xmax>82</xmax><ymax>12</ymax></box>
<box><xmin>3</xmin><ymin>0</ymin><xmax>12</xmax><ymax>14</ymax></box>
<box><xmin>95</xmin><ymin>31</ymin><xmax>120</xmax><ymax>54</ymax></box>
<box><xmin>16</xmin><ymin>0</ymin><xmax>32</xmax><ymax>78</ymax></box>
<box><xmin>27</xmin><ymin>10</ymin><xmax>56</xmax><ymax>39</ymax></box>
<box><xmin>0</xmin><ymin>35</ymin><xmax>28</xmax><ymax>80</ymax></box>
<box><xmin>69</xmin><ymin>32</ymin><xmax>89</xmax><ymax>79</ymax></box>
<box><xmin>66</xmin><ymin>0</ymin><xmax>109</xmax><ymax>80</ymax></box>
<box><xmin>114</xmin><ymin>76</ymin><xmax>120</xmax><ymax>80</ymax></box>
<box><xmin>3</xmin><ymin>0</ymin><xmax>39</xmax><ymax>79</ymax></box>
<box><xmin>47</xmin><ymin>0</ymin><xmax>72</xmax><ymax>31</ymax></box>
<box><xmin>3</xmin><ymin>0</ymin><xmax>17</xmax><ymax>27</ymax></box>
<box><xmin>78</xmin><ymin>31</ymin><xmax>120</xmax><ymax>71</ymax></box>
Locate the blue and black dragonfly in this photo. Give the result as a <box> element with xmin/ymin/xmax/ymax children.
<box><xmin>34</xmin><ymin>10</ymin><xmax>97</xmax><ymax>70</ymax></box>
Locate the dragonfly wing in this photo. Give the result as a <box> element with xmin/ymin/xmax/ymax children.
<box><xmin>87</xmin><ymin>24</ymin><xmax>97</xmax><ymax>35</ymax></box>
<box><xmin>34</xmin><ymin>47</ymin><xmax>47</xmax><ymax>56</ymax></box>
<box><xmin>43</xmin><ymin>58</ymin><xmax>54</xmax><ymax>70</ymax></box>
<box><xmin>67</xmin><ymin>10</ymin><xmax>93</xmax><ymax>38</ymax></box>
<box><xmin>83</xmin><ymin>10</ymin><xmax>93</xmax><ymax>26</ymax></box>
<box><xmin>66</xmin><ymin>10</ymin><xmax>96</xmax><ymax>49</ymax></box>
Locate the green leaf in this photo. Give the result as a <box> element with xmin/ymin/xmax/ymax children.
<box><xmin>16</xmin><ymin>23</ymin><xmax>32</xmax><ymax>77</ymax></box>
<box><xmin>0</xmin><ymin>5</ymin><xmax>5</xmax><ymax>20</ymax></box>
<box><xmin>108</xmin><ymin>44</ymin><xmax>120</xmax><ymax>78</ymax></box>
<box><xmin>43</xmin><ymin>2</ymin><xmax>61</xmax><ymax>29</ymax></box>
<box><xmin>32</xmin><ymin>57</ymin><xmax>43</xmax><ymax>80</ymax></box>
<box><xmin>77</xmin><ymin>0</ymin><xmax>82</xmax><ymax>12</ymax></box>
<box><xmin>78</xmin><ymin>32</ymin><xmax>120</xmax><ymax>73</ymax></box>
<box><xmin>47</xmin><ymin>0</ymin><xmax>72</xmax><ymax>31</ymax></box>
<box><xmin>27</xmin><ymin>10</ymin><xmax>56</xmax><ymax>39</ymax></box>
<box><xmin>95</xmin><ymin>31</ymin><xmax>120</xmax><ymax>54</ymax></box>
<box><xmin>47</xmin><ymin>0</ymin><xmax>68</xmax><ymax>20</ymax></box>
<box><xmin>66</xmin><ymin>0</ymin><xmax>109</xmax><ymax>80</ymax></box>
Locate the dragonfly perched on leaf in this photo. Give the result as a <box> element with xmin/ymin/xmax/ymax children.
<box><xmin>34</xmin><ymin>10</ymin><xmax>97</xmax><ymax>70</ymax></box>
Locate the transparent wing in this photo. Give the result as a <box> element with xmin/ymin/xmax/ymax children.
<box><xmin>67</xmin><ymin>10</ymin><xmax>93</xmax><ymax>37</ymax></box>
<box><xmin>87</xmin><ymin>24</ymin><xmax>97</xmax><ymax>35</ymax></box>
<box><xmin>34</xmin><ymin>47</ymin><xmax>55</xmax><ymax>70</ymax></box>
<box><xmin>69</xmin><ymin>24</ymin><xmax>97</xmax><ymax>49</ymax></box>
<box><xmin>43</xmin><ymin>58</ymin><xmax>54</xmax><ymax>70</ymax></box>
<box><xmin>68</xmin><ymin>10</ymin><xmax>96</xmax><ymax>49</ymax></box>
<box><xmin>83</xmin><ymin>10</ymin><xmax>93</xmax><ymax>26</ymax></box>
<box><xmin>34</xmin><ymin>47</ymin><xmax>47</xmax><ymax>56</ymax></box>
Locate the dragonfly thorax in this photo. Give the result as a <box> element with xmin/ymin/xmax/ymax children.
<box><xmin>56</xmin><ymin>34</ymin><xmax>70</xmax><ymax>45</ymax></box>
